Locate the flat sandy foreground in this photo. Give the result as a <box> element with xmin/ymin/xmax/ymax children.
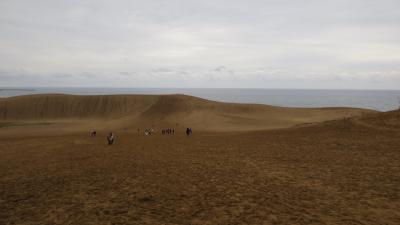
<box><xmin>0</xmin><ymin>94</ymin><xmax>399</xmax><ymax>225</ymax></box>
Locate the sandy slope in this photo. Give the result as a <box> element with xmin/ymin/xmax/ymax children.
<box><xmin>1</xmin><ymin>94</ymin><xmax>398</xmax><ymax>225</ymax></box>
<box><xmin>0</xmin><ymin>94</ymin><xmax>374</xmax><ymax>131</ymax></box>
<box><xmin>0</xmin><ymin>110</ymin><xmax>399</xmax><ymax>224</ymax></box>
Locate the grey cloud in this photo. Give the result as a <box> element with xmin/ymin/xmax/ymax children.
<box><xmin>1</xmin><ymin>0</ymin><xmax>400</xmax><ymax>89</ymax></box>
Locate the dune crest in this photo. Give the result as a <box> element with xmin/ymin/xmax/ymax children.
<box><xmin>0</xmin><ymin>94</ymin><xmax>376</xmax><ymax>131</ymax></box>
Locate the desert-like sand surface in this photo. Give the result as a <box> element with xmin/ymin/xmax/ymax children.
<box><xmin>1</xmin><ymin>94</ymin><xmax>399</xmax><ymax>224</ymax></box>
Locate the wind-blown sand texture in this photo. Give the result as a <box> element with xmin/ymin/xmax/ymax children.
<box><xmin>1</xmin><ymin>94</ymin><xmax>399</xmax><ymax>225</ymax></box>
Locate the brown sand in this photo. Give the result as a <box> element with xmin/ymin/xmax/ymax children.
<box><xmin>1</xmin><ymin>94</ymin><xmax>399</xmax><ymax>225</ymax></box>
<box><xmin>0</xmin><ymin>94</ymin><xmax>372</xmax><ymax>131</ymax></box>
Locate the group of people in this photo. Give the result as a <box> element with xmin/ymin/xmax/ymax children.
<box><xmin>90</xmin><ymin>127</ymin><xmax>193</xmax><ymax>145</ymax></box>
<box><xmin>90</xmin><ymin>129</ymin><xmax>114</xmax><ymax>145</ymax></box>
<box><xmin>144</xmin><ymin>128</ymin><xmax>154</xmax><ymax>135</ymax></box>
<box><xmin>162</xmin><ymin>128</ymin><xmax>175</xmax><ymax>135</ymax></box>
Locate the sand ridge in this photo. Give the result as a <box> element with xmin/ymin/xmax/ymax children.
<box><xmin>0</xmin><ymin>94</ymin><xmax>375</xmax><ymax>131</ymax></box>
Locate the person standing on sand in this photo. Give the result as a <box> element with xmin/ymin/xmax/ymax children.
<box><xmin>90</xmin><ymin>129</ymin><xmax>96</xmax><ymax>137</ymax></box>
<box><xmin>107</xmin><ymin>132</ymin><xmax>114</xmax><ymax>145</ymax></box>
<box><xmin>186</xmin><ymin>128</ymin><xmax>192</xmax><ymax>136</ymax></box>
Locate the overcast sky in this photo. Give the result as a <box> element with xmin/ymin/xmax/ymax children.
<box><xmin>1</xmin><ymin>0</ymin><xmax>399</xmax><ymax>89</ymax></box>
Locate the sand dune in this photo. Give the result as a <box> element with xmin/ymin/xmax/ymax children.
<box><xmin>0</xmin><ymin>105</ymin><xmax>399</xmax><ymax>224</ymax></box>
<box><xmin>0</xmin><ymin>94</ymin><xmax>159</xmax><ymax>119</ymax></box>
<box><xmin>355</xmin><ymin>108</ymin><xmax>400</xmax><ymax>129</ymax></box>
<box><xmin>0</xmin><ymin>94</ymin><xmax>375</xmax><ymax>131</ymax></box>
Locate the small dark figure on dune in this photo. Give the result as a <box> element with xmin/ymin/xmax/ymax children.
<box><xmin>107</xmin><ymin>132</ymin><xmax>114</xmax><ymax>145</ymax></box>
<box><xmin>186</xmin><ymin>128</ymin><xmax>192</xmax><ymax>136</ymax></box>
<box><xmin>90</xmin><ymin>129</ymin><xmax>97</xmax><ymax>137</ymax></box>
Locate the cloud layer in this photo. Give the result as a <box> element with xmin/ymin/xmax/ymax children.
<box><xmin>1</xmin><ymin>0</ymin><xmax>400</xmax><ymax>88</ymax></box>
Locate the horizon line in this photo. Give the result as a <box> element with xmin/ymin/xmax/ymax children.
<box><xmin>1</xmin><ymin>87</ymin><xmax>400</xmax><ymax>91</ymax></box>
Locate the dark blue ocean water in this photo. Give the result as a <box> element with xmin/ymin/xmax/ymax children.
<box><xmin>1</xmin><ymin>87</ymin><xmax>400</xmax><ymax>112</ymax></box>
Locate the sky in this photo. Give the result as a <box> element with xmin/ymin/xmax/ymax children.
<box><xmin>0</xmin><ymin>0</ymin><xmax>400</xmax><ymax>89</ymax></box>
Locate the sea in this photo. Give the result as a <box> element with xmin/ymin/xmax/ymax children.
<box><xmin>1</xmin><ymin>87</ymin><xmax>400</xmax><ymax>112</ymax></box>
